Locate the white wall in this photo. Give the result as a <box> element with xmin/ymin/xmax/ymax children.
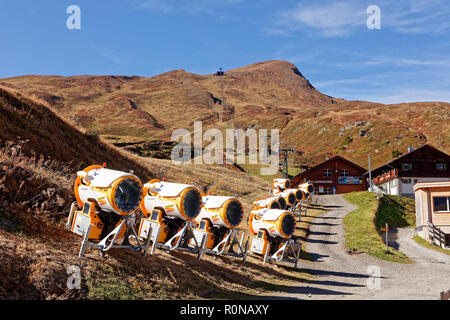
<box><xmin>402</xmin><ymin>177</ymin><xmax>449</xmax><ymax>195</ymax></box>
<box><xmin>373</xmin><ymin>177</ymin><xmax>449</xmax><ymax>198</ymax></box>
<box><xmin>373</xmin><ymin>179</ymin><xmax>399</xmax><ymax>195</ymax></box>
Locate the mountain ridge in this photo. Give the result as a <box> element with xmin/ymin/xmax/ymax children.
<box><xmin>1</xmin><ymin>60</ymin><xmax>449</xmax><ymax>168</ymax></box>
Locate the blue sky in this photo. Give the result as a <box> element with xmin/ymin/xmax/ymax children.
<box><xmin>0</xmin><ymin>0</ymin><xmax>449</xmax><ymax>104</ymax></box>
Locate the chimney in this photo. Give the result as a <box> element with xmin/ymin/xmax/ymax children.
<box><xmin>408</xmin><ymin>146</ymin><xmax>414</xmax><ymax>153</ymax></box>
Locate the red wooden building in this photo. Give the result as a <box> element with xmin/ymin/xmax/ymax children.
<box><xmin>291</xmin><ymin>155</ymin><xmax>367</xmax><ymax>195</ymax></box>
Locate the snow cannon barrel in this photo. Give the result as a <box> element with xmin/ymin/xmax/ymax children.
<box><xmin>277</xmin><ymin>190</ymin><xmax>297</xmax><ymax>206</ymax></box>
<box><xmin>282</xmin><ymin>188</ymin><xmax>305</xmax><ymax>201</ymax></box>
<box><xmin>194</xmin><ymin>196</ymin><xmax>244</xmax><ymax>229</ymax></box>
<box><xmin>252</xmin><ymin>196</ymin><xmax>283</xmax><ymax>210</ymax></box>
<box><xmin>249</xmin><ymin>208</ymin><xmax>296</xmax><ymax>239</ymax></box>
<box><xmin>273</xmin><ymin>178</ymin><xmax>290</xmax><ymax>191</ymax></box>
<box><xmin>276</xmin><ymin>196</ymin><xmax>287</xmax><ymax>209</ymax></box>
<box><xmin>140</xmin><ymin>179</ymin><xmax>202</xmax><ymax>221</ymax></box>
<box><xmin>292</xmin><ymin>188</ymin><xmax>306</xmax><ymax>201</ymax></box>
<box><xmin>74</xmin><ymin>165</ymin><xmax>143</xmax><ymax>216</ymax></box>
<box><xmin>299</xmin><ymin>182</ymin><xmax>315</xmax><ymax>195</ymax></box>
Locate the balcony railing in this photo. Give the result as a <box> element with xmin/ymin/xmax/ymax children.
<box><xmin>373</xmin><ymin>169</ymin><xmax>398</xmax><ymax>185</ymax></box>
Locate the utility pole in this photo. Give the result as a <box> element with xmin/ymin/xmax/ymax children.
<box><xmin>280</xmin><ymin>145</ymin><xmax>294</xmax><ymax>179</ymax></box>
<box><xmin>368</xmin><ymin>154</ymin><xmax>373</xmax><ymax>192</ymax></box>
<box><xmin>214</xmin><ymin>68</ymin><xmax>226</xmax><ymax>122</ymax></box>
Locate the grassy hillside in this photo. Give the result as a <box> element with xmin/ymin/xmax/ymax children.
<box><xmin>375</xmin><ymin>195</ymin><xmax>416</xmax><ymax>232</ymax></box>
<box><xmin>0</xmin><ymin>87</ymin><xmax>317</xmax><ymax>299</ymax></box>
<box><xmin>0</xmin><ymin>86</ymin><xmax>152</xmax><ymax>178</ymax></box>
<box><xmin>1</xmin><ymin>60</ymin><xmax>448</xmax><ymax>170</ymax></box>
<box><xmin>342</xmin><ymin>192</ymin><xmax>413</xmax><ymax>264</ymax></box>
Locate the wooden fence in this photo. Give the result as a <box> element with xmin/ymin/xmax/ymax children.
<box><xmin>428</xmin><ymin>223</ymin><xmax>448</xmax><ymax>248</ymax></box>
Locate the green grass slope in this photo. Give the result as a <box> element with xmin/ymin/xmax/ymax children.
<box><xmin>343</xmin><ymin>192</ymin><xmax>415</xmax><ymax>264</ymax></box>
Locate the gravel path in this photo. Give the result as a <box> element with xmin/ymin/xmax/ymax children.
<box><xmin>278</xmin><ymin>195</ymin><xmax>450</xmax><ymax>300</ymax></box>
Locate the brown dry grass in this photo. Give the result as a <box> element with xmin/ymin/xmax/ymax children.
<box><xmin>0</xmin><ymin>136</ymin><xmax>315</xmax><ymax>300</ymax></box>
<box><xmin>0</xmin><ymin>142</ymin><xmax>314</xmax><ymax>299</ymax></box>
<box><xmin>0</xmin><ymin>88</ymin><xmax>318</xmax><ymax>300</ymax></box>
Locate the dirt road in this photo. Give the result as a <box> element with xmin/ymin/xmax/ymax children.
<box><xmin>278</xmin><ymin>195</ymin><xmax>450</xmax><ymax>300</ymax></box>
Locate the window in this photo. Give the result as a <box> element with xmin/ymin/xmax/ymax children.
<box><xmin>318</xmin><ymin>186</ymin><xmax>333</xmax><ymax>194</ymax></box>
<box><xmin>324</xmin><ymin>187</ymin><xmax>333</xmax><ymax>194</ymax></box>
<box><xmin>340</xmin><ymin>169</ymin><xmax>349</xmax><ymax>177</ymax></box>
<box><xmin>401</xmin><ymin>163</ymin><xmax>412</xmax><ymax>171</ymax></box>
<box><xmin>436</xmin><ymin>163</ymin><xmax>447</xmax><ymax>170</ymax></box>
<box><xmin>401</xmin><ymin>179</ymin><xmax>412</xmax><ymax>184</ymax></box>
<box><xmin>433</xmin><ymin>197</ymin><xmax>450</xmax><ymax>212</ymax></box>
<box><xmin>324</xmin><ymin>169</ymin><xmax>331</xmax><ymax>177</ymax></box>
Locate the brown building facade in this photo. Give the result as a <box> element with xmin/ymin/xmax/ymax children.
<box><xmin>291</xmin><ymin>156</ymin><xmax>367</xmax><ymax>195</ymax></box>
<box><xmin>364</xmin><ymin>144</ymin><xmax>450</xmax><ymax>198</ymax></box>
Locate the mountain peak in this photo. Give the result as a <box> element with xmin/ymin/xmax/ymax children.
<box><xmin>229</xmin><ymin>60</ymin><xmax>300</xmax><ymax>74</ymax></box>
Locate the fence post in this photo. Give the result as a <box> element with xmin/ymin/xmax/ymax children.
<box><xmin>385</xmin><ymin>223</ymin><xmax>389</xmax><ymax>253</ymax></box>
<box><xmin>429</xmin><ymin>223</ymin><xmax>434</xmax><ymax>244</ymax></box>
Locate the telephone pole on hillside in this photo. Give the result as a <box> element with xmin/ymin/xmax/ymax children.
<box><xmin>214</xmin><ymin>68</ymin><xmax>226</xmax><ymax>122</ymax></box>
<box><xmin>280</xmin><ymin>145</ymin><xmax>294</xmax><ymax>179</ymax></box>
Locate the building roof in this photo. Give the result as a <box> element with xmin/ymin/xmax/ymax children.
<box><xmin>363</xmin><ymin>144</ymin><xmax>450</xmax><ymax>177</ymax></box>
<box><xmin>414</xmin><ymin>180</ymin><xmax>450</xmax><ymax>191</ymax></box>
<box><xmin>292</xmin><ymin>155</ymin><xmax>367</xmax><ymax>183</ymax></box>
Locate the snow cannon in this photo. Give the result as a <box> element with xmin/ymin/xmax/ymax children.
<box><xmin>137</xmin><ymin>179</ymin><xmax>204</xmax><ymax>257</ymax></box>
<box><xmin>278</xmin><ymin>188</ymin><xmax>306</xmax><ymax>201</ymax></box>
<box><xmin>67</xmin><ymin>164</ymin><xmax>145</xmax><ymax>257</ymax></box>
<box><xmin>252</xmin><ymin>196</ymin><xmax>286</xmax><ymax>210</ymax></box>
<box><xmin>248</xmin><ymin>208</ymin><xmax>301</xmax><ymax>266</ymax></box>
<box><xmin>272</xmin><ymin>178</ymin><xmax>290</xmax><ymax>192</ymax></box>
<box><xmin>275</xmin><ymin>190</ymin><xmax>297</xmax><ymax>207</ymax></box>
<box><xmin>299</xmin><ymin>182</ymin><xmax>314</xmax><ymax>194</ymax></box>
<box><xmin>276</xmin><ymin>196</ymin><xmax>287</xmax><ymax>210</ymax></box>
<box><xmin>291</xmin><ymin>188</ymin><xmax>306</xmax><ymax>201</ymax></box>
<box><xmin>140</xmin><ymin>179</ymin><xmax>202</xmax><ymax>221</ymax></box>
<box><xmin>298</xmin><ymin>182</ymin><xmax>315</xmax><ymax>199</ymax></box>
<box><xmin>189</xmin><ymin>195</ymin><xmax>248</xmax><ymax>260</ymax></box>
<box><xmin>74</xmin><ymin>165</ymin><xmax>143</xmax><ymax>216</ymax></box>
<box><xmin>248</xmin><ymin>208</ymin><xmax>296</xmax><ymax>240</ymax></box>
<box><xmin>194</xmin><ymin>195</ymin><xmax>244</xmax><ymax>229</ymax></box>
